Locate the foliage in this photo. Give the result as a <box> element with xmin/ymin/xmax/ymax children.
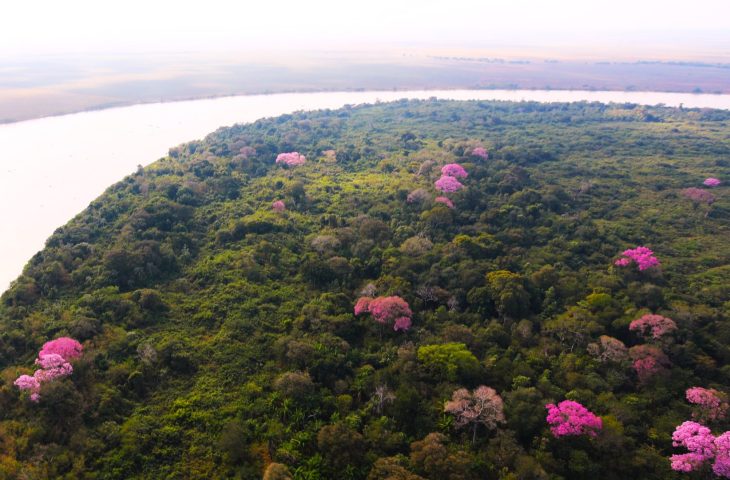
<box><xmin>0</xmin><ymin>99</ymin><xmax>728</xmax><ymax>478</ymax></box>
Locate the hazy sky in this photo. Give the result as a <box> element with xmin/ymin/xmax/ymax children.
<box><xmin>2</xmin><ymin>0</ymin><xmax>729</xmax><ymax>58</ymax></box>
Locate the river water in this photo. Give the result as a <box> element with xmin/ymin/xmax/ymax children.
<box><xmin>2</xmin><ymin>88</ymin><xmax>730</xmax><ymax>291</ymax></box>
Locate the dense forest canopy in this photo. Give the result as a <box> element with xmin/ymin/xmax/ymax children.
<box><xmin>0</xmin><ymin>99</ymin><xmax>729</xmax><ymax>479</ymax></box>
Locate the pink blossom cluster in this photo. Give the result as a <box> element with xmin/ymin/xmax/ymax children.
<box><xmin>275</xmin><ymin>152</ymin><xmax>306</xmax><ymax>166</ymax></box>
<box><xmin>629</xmin><ymin>344</ymin><xmax>669</xmax><ymax>384</ymax></box>
<box><xmin>629</xmin><ymin>314</ymin><xmax>677</xmax><ymax>340</ymax></box>
<box><xmin>472</xmin><ymin>147</ymin><xmax>489</xmax><ymax>159</ymax></box>
<box><xmin>435</xmin><ymin>175</ymin><xmax>464</xmax><ymax>193</ymax></box>
<box><xmin>14</xmin><ymin>337</ymin><xmax>82</xmax><ymax>402</ymax></box>
<box><xmin>545</xmin><ymin>400</ymin><xmax>602</xmax><ymax>438</ymax></box>
<box><xmin>434</xmin><ymin>196</ymin><xmax>454</xmax><ymax>208</ymax></box>
<box><xmin>687</xmin><ymin>387</ymin><xmax>729</xmax><ymax>423</ymax></box>
<box><xmin>441</xmin><ymin>163</ymin><xmax>468</xmax><ymax>178</ymax></box>
<box><xmin>272</xmin><ymin>200</ymin><xmax>286</xmax><ymax>212</ymax></box>
<box><xmin>354</xmin><ymin>296</ymin><xmax>413</xmax><ymax>332</ymax></box>
<box><xmin>39</xmin><ymin>337</ymin><xmax>83</xmax><ymax>360</ymax></box>
<box><xmin>704</xmin><ymin>178</ymin><xmax>722</xmax><ymax>187</ymax></box>
<box><xmin>682</xmin><ymin>187</ymin><xmax>716</xmax><ymax>205</ymax></box>
<box><xmin>670</xmin><ymin>421</ymin><xmax>730</xmax><ymax>478</ymax></box>
<box><xmin>614</xmin><ymin>246</ymin><xmax>660</xmax><ymax>271</ymax></box>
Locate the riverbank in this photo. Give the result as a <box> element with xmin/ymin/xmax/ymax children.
<box><xmin>3</xmin><ymin>53</ymin><xmax>730</xmax><ymax>123</ymax></box>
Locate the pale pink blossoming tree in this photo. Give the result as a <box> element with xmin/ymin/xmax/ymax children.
<box><xmin>275</xmin><ymin>152</ymin><xmax>306</xmax><ymax>166</ymax></box>
<box><xmin>445</xmin><ymin>386</ymin><xmax>505</xmax><ymax>443</ymax></box>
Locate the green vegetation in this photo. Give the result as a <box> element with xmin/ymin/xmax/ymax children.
<box><xmin>0</xmin><ymin>99</ymin><xmax>729</xmax><ymax>479</ymax></box>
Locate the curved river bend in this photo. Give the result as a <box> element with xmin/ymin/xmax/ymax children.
<box><xmin>2</xmin><ymin>88</ymin><xmax>730</xmax><ymax>291</ymax></box>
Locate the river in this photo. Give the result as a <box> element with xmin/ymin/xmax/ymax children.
<box><xmin>2</xmin><ymin>88</ymin><xmax>730</xmax><ymax>291</ymax></box>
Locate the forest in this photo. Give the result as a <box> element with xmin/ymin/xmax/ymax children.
<box><xmin>0</xmin><ymin>99</ymin><xmax>728</xmax><ymax>479</ymax></box>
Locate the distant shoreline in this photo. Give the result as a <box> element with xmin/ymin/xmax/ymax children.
<box><xmin>2</xmin><ymin>85</ymin><xmax>729</xmax><ymax>126</ymax></box>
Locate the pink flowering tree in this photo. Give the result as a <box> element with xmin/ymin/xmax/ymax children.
<box><xmin>354</xmin><ymin>295</ymin><xmax>413</xmax><ymax>332</ymax></box>
<box><xmin>629</xmin><ymin>344</ymin><xmax>670</xmax><ymax>384</ymax></box>
<box><xmin>272</xmin><ymin>200</ymin><xmax>286</xmax><ymax>212</ymax></box>
<box><xmin>629</xmin><ymin>314</ymin><xmax>677</xmax><ymax>341</ymax></box>
<box><xmin>687</xmin><ymin>387</ymin><xmax>730</xmax><ymax>423</ymax></box>
<box><xmin>434</xmin><ymin>196</ymin><xmax>454</xmax><ymax>208</ymax></box>
<box><xmin>444</xmin><ymin>386</ymin><xmax>505</xmax><ymax>443</ymax></box>
<box><xmin>472</xmin><ymin>147</ymin><xmax>488</xmax><ymax>160</ymax></box>
<box><xmin>435</xmin><ymin>175</ymin><xmax>464</xmax><ymax>193</ymax></box>
<box><xmin>38</xmin><ymin>337</ymin><xmax>83</xmax><ymax>360</ymax></box>
<box><xmin>275</xmin><ymin>152</ymin><xmax>306</xmax><ymax>166</ymax></box>
<box><xmin>669</xmin><ymin>421</ymin><xmax>730</xmax><ymax>478</ymax></box>
<box><xmin>545</xmin><ymin>400</ymin><xmax>602</xmax><ymax>438</ymax></box>
<box><xmin>614</xmin><ymin>246</ymin><xmax>660</xmax><ymax>271</ymax></box>
<box><xmin>682</xmin><ymin>187</ymin><xmax>716</xmax><ymax>205</ymax></box>
<box><xmin>354</xmin><ymin>297</ymin><xmax>372</xmax><ymax>316</ymax></box>
<box><xmin>704</xmin><ymin>178</ymin><xmax>722</xmax><ymax>187</ymax></box>
<box><xmin>441</xmin><ymin>164</ymin><xmax>468</xmax><ymax>178</ymax></box>
<box><xmin>14</xmin><ymin>337</ymin><xmax>82</xmax><ymax>402</ymax></box>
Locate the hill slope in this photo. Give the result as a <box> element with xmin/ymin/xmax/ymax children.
<box><xmin>1</xmin><ymin>99</ymin><xmax>729</xmax><ymax>479</ymax></box>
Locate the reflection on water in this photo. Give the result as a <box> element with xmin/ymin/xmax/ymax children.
<box><xmin>1</xmin><ymin>88</ymin><xmax>729</xmax><ymax>291</ymax></box>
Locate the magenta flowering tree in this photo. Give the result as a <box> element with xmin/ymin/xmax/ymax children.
<box><xmin>434</xmin><ymin>196</ymin><xmax>454</xmax><ymax>208</ymax></box>
<box><xmin>682</xmin><ymin>187</ymin><xmax>716</xmax><ymax>205</ymax></box>
<box><xmin>629</xmin><ymin>344</ymin><xmax>670</xmax><ymax>384</ymax></box>
<box><xmin>545</xmin><ymin>400</ymin><xmax>602</xmax><ymax>438</ymax></box>
<box><xmin>354</xmin><ymin>295</ymin><xmax>413</xmax><ymax>332</ymax></box>
<box><xmin>687</xmin><ymin>387</ymin><xmax>730</xmax><ymax>423</ymax></box>
<box><xmin>441</xmin><ymin>163</ymin><xmax>468</xmax><ymax>178</ymax></box>
<box><xmin>368</xmin><ymin>296</ymin><xmax>412</xmax><ymax>325</ymax></box>
<box><xmin>14</xmin><ymin>337</ymin><xmax>82</xmax><ymax>402</ymax></box>
<box><xmin>444</xmin><ymin>386</ymin><xmax>505</xmax><ymax>443</ymax></box>
<box><xmin>272</xmin><ymin>200</ymin><xmax>286</xmax><ymax>212</ymax></box>
<box><xmin>614</xmin><ymin>246</ymin><xmax>660</xmax><ymax>271</ymax></box>
<box><xmin>275</xmin><ymin>152</ymin><xmax>306</xmax><ymax>166</ymax></box>
<box><xmin>669</xmin><ymin>421</ymin><xmax>730</xmax><ymax>477</ymax></box>
<box><xmin>704</xmin><ymin>178</ymin><xmax>722</xmax><ymax>187</ymax></box>
<box><xmin>435</xmin><ymin>175</ymin><xmax>464</xmax><ymax>193</ymax></box>
<box><xmin>629</xmin><ymin>314</ymin><xmax>677</xmax><ymax>341</ymax></box>
<box><xmin>472</xmin><ymin>147</ymin><xmax>488</xmax><ymax>159</ymax></box>
<box><xmin>671</xmin><ymin>421</ymin><xmax>716</xmax><ymax>472</ymax></box>
<box><xmin>38</xmin><ymin>337</ymin><xmax>83</xmax><ymax>360</ymax></box>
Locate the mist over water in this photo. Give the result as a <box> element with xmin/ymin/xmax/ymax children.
<box><xmin>2</xmin><ymin>88</ymin><xmax>730</xmax><ymax>292</ymax></box>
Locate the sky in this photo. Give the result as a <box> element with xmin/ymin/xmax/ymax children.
<box><xmin>1</xmin><ymin>0</ymin><xmax>730</xmax><ymax>59</ymax></box>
